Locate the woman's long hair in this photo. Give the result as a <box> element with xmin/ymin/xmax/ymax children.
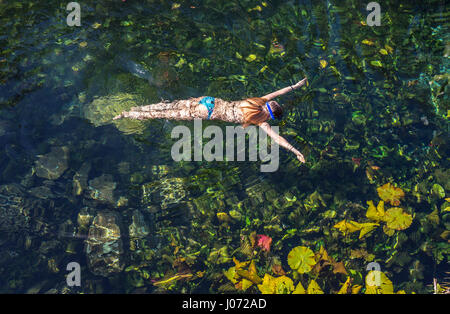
<box><xmin>241</xmin><ymin>97</ymin><xmax>283</xmax><ymax>127</ymax></box>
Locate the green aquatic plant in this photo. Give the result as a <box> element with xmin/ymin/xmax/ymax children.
<box><xmin>287</xmin><ymin>246</ymin><xmax>316</xmax><ymax>274</ymax></box>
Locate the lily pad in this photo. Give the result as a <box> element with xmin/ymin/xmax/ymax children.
<box><xmin>365</xmin><ymin>271</ymin><xmax>394</xmax><ymax>294</ymax></box>
<box><xmin>287</xmin><ymin>246</ymin><xmax>316</xmax><ymax>274</ymax></box>
<box><xmin>377</xmin><ymin>183</ymin><xmax>405</xmax><ymax>206</ymax></box>
<box><xmin>257</xmin><ymin>274</ymin><xmax>294</xmax><ymax>294</ymax></box>
<box><xmin>384</xmin><ymin>207</ymin><xmax>413</xmax><ymax>230</ymax></box>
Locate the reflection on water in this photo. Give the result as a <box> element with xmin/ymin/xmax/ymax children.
<box><xmin>0</xmin><ymin>0</ymin><xmax>449</xmax><ymax>293</ymax></box>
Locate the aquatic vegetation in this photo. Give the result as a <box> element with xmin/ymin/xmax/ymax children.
<box><xmin>377</xmin><ymin>183</ymin><xmax>405</xmax><ymax>206</ymax></box>
<box><xmin>364</xmin><ymin>270</ymin><xmax>406</xmax><ymax>294</ymax></box>
<box><xmin>257</xmin><ymin>274</ymin><xmax>294</xmax><ymax>294</ymax></box>
<box><xmin>287</xmin><ymin>246</ymin><xmax>316</xmax><ymax>274</ymax></box>
<box><xmin>384</xmin><ymin>207</ymin><xmax>413</xmax><ymax>231</ymax></box>
<box><xmin>0</xmin><ymin>0</ymin><xmax>447</xmax><ymax>295</ymax></box>
<box><xmin>34</xmin><ymin>146</ymin><xmax>69</xmax><ymax>180</ymax></box>
<box><xmin>85</xmin><ymin>212</ymin><xmax>124</xmax><ymax>277</ymax></box>
<box><xmin>255</xmin><ymin>234</ymin><xmax>272</xmax><ymax>252</ymax></box>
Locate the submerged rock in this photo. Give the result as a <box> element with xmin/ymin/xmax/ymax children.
<box><xmin>35</xmin><ymin>146</ymin><xmax>69</xmax><ymax>180</ymax></box>
<box><xmin>83</xmin><ymin>93</ymin><xmax>148</xmax><ymax>135</ymax></box>
<box><xmin>129</xmin><ymin>210</ymin><xmax>150</xmax><ymax>239</ymax></box>
<box><xmin>0</xmin><ymin>184</ymin><xmax>29</xmax><ymax>233</ymax></box>
<box><xmin>85</xmin><ymin>212</ymin><xmax>124</xmax><ymax>277</ymax></box>
<box><xmin>142</xmin><ymin>177</ymin><xmax>186</xmax><ymax>209</ymax></box>
<box><xmin>72</xmin><ymin>162</ymin><xmax>91</xmax><ymax>196</ymax></box>
<box><xmin>88</xmin><ymin>174</ymin><xmax>117</xmax><ymax>204</ymax></box>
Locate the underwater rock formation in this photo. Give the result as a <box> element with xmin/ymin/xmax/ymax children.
<box><xmin>129</xmin><ymin>210</ymin><xmax>150</xmax><ymax>239</ymax></box>
<box><xmin>83</xmin><ymin>93</ymin><xmax>148</xmax><ymax>135</ymax></box>
<box><xmin>34</xmin><ymin>146</ymin><xmax>69</xmax><ymax>180</ymax></box>
<box><xmin>142</xmin><ymin>177</ymin><xmax>187</xmax><ymax>210</ymax></box>
<box><xmin>85</xmin><ymin>212</ymin><xmax>124</xmax><ymax>277</ymax></box>
<box><xmin>0</xmin><ymin>184</ymin><xmax>29</xmax><ymax>233</ymax></box>
<box><xmin>87</xmin><ymin>174</ymin><xmax>117</xmax><ymax>205</ymax></box>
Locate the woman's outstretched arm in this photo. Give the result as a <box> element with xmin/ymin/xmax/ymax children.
<box><xmin>261</xmin><ymin>77</ymin><xmax>307</xmax><ymax>101</ymax></box>
<box><xmin>259</xmin><ymin>122</ymin><xmax>305</xmax><ymax>163</ymax></box>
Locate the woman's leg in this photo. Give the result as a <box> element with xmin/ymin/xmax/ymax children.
<box><xmin>113</xmin><ymin>99</ymin><xmax>198</xmax><ymax>121</ymax></box>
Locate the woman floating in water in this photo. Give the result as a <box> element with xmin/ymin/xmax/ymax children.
<box><xmin>113</xmin><ymin>77</ymin><xmax>307</xmax><ymax>162</ymax></box>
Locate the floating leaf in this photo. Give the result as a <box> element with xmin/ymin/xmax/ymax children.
<box><xmin>365</xmin><ymin>271</ymin><xmax>394</xmax><ymax>294</ymax></box>
<box><xmin>377</xmin><ymin>183</ymin><xmax>405</xmax><ymax>206</ymax></box>
<box><xmin>232</xmin><ymin>257</ymin><xmax>249</xmax><ymax>270</ymax></box>
<box><xmin>287</xmin><ymin>246</ymin><xmax>316</xmax><ymax>274</ymax></box>
<box><xmin>379</xmin><ymin>48</ymin><xmax>388</xmax><ymax>55</ymax></box>
<box><xmin>333</xmin><ymin>220</ymin><xmax>361</xmax><ymax>236</ymax></box>
<box><xmin>384</xmin><ymin>207</ymin><xmax>413</xmax><ymax>230</ymax></box>
<box><xmin>320</xmin><ymin>59</ymin><xmax>328</xmax><ymax>68</ymax></box>
<box><xmin>383</xmin><ymin>225</ymin><xmax>396</xmax><ymax>236</ymax></box>
<box><xmin>257</xmin><ymin>274</ymin><xmax>294</xmax><ymax>294</ymax></box>
<box><xmin>235</xmin><ymin>278</ymin><xmax>253</xmax><ymax>291</ymax></box>
<box><xmin>358</xmin><ymin>222</ymin><xmax>379</xmax><ymax>239</ymax></box>
<box><xmin>337</xmin><ymin>277</ymin><xmax>352</xmax><ymax>294</ymax></box>
<box><xmin>292</xmin><ymin>281</ymin><xmax>306</xmax><ymax>294</ymax></box>
<box><xmin>236</xmin><ymin>260</ymin><xmax>262</xmax><ymax>284</ymax></box>
<box><xmin>366</xmin><ymin>200</ymin><xmax>385</xmax><ymax>221</ymax></box>
<box><xmin>223</xmin><ymin>266</ymin><xmax>238</xmax><ymax>284</ymax></box>
<box><xmin>256</xmin><ymin>234</ymin><xmax>272</xmax><ymax>252</ymax></box>
<box><xmin>306</xmin><ymin>280</ymin><xmax>324</xmax><ymax>294</ymax></box>
<box><xmin>332</xmin><ymin>261</ymin><xmax>347</xmax><ymax>275</ymax></box>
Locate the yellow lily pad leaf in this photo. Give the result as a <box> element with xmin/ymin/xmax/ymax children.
<box><xmin>384</xmin><ymin>207</ymin><xmax>413</xmax><ymax>230</ymax></box>
<box><xmin>383</xmin><ymin>225</ymin><xmax>396</xmax><ymax>236</ymax></box>
<box><xmin>358</xmin><ymin>222</ymin><xmax>380</xmax><ymax>239</ymax></box>
<box><xmin>320</xmin><ymin>59</ymin><xmax>328</xmax><ymax>68</ymax></box>
<box><xmin>273</xmin><ymin>276</ymin><xmax>294</xmax><ymax>294</ymax></box>
<box><xmin>377</xmin><ymin>183</ymin><xmax>405</xmax><ymax>206</ymax></box>
<box><xmin>306</xmin><ymin>279</ymin><xmax>324</xmax><ymax>294</ymax></box>
<box><xmin>257</xmin><ymin>274</ymin><xmax>275</xmax><ymax>294</ymax></box>
<box><xmin>292</xmin><ymin>281</ymin><xmax>306</xmax><ymax>294</ymax></box>
<box><xmin>379</xmin><ymin>48</ymin><xmax>388</xmax><ymax>55</ymax></box>
<box><xmin>287</xmin><ymin>246</ymin><xmax>316</xmax><ymax>274</ymax></box>
<box><xmin>257</xmin><ymin>274</ymin><xmax>294</xmax><ymax>294</ymax></box>
<box><xmin>365</xmin><ymin>270</ymin><xmax>394</xmax><ymax>294</ymax></box>
<box><xmin>333</xmin><ymin>220</ymin><xmax>361</xmax><ymax>236</ymax></box>
<box><xmin>79</xmin><ymin>41</ymin><xmax>88</xmax><ymax>48</ymax></box>
<box><xmin>366</xmin><ymin>200</ymin><xmax>385</xmax><ymax>221</ymax></box>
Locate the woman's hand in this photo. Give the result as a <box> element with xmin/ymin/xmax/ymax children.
<box><xmin>296</xmin><ymin>151</ymin><xmax>306</xmax><ymax>163</ymax></box>
<box><xmin>294</xmin><ymin>77</ymin><xmax>308</xmax><ymax>88</ymax></box>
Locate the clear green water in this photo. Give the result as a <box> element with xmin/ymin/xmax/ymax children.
<box><xmin>0</xmin><ymin>0</ymin><xmax>448</xmax><ymax>293</ymax></box>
